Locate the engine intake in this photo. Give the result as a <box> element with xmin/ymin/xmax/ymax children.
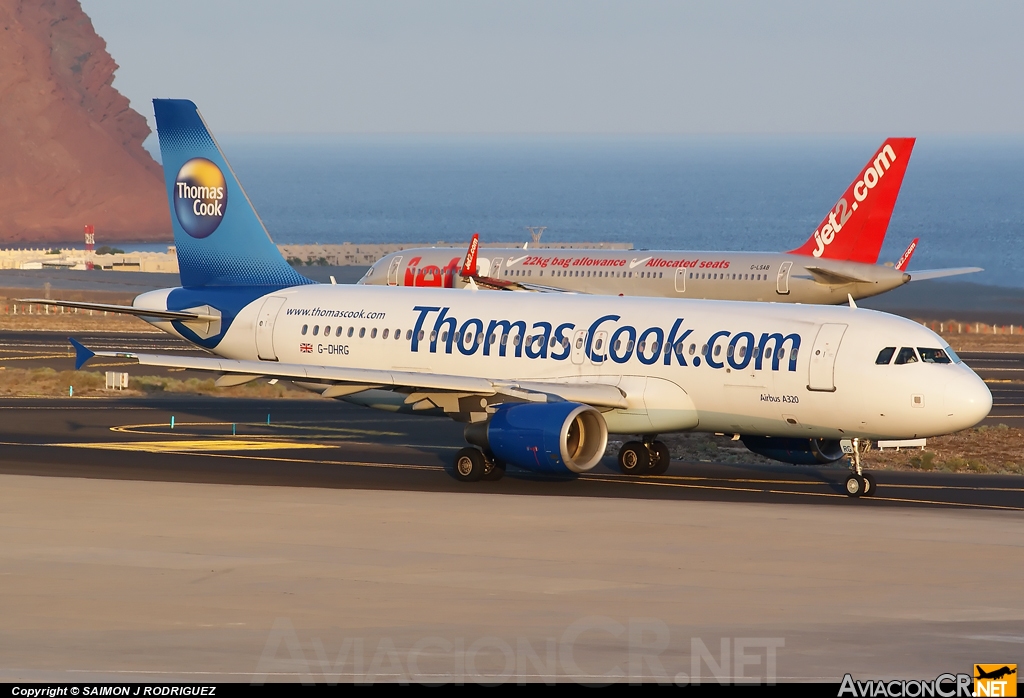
<box><xmin>740</xmin><ymin>436</ymin><xmax>845</xmax><ymax>465</ymax></box>
<box><xmin>465</xmin><ymin>402</ymin><xmax>608</xmax><ymax>475</ymax></box>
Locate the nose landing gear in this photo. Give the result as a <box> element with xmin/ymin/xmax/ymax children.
<box><xmin>844</xmin><ymin>438</ymin><xmax>876</xmax><ymax>498</ymax></box>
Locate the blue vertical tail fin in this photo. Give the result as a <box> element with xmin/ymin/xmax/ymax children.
<box><xmin>153</xmin><ymin>99</ymin><xmax>313</xmax><ymax>288</ymax></box>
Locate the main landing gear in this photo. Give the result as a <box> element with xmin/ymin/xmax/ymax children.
<box><xmin>843</xmin><ymin>437</ymin><xmax>876</xmax><ymax>498</ymax></box>
<box><xmin>451</xmin><ymin>447</ymin><xmax>505</xmax><ymax>483</ymax></box>
<box><xmin>618</xmin><ymin>437</ymin><xmax>671</xmax><ymax>476</ymax></box>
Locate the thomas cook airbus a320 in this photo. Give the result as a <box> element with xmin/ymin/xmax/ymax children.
<box><xmin>28</xmin><ymin>100</ymin><xmax>992</xmax><ymax>499</ymax></box>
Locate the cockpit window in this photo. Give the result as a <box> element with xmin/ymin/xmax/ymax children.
<box><xmin>944</xmin><ymin>345</ymin><xmax>962</xmax><ymax>363</ymax></box>
<box><xmin>918</xmin><ymin>348</ymin><xmax>952</xmax><ymax>364</ymax></box>
<box><xmin>875</xmin><ymin>347</ymin><xmax>896</xmax><ymax>365</ymax></box>
<box><xmin>894</xmin><ymin>347</ymin><xmax>919</xmax><ymax>365</ymax></box>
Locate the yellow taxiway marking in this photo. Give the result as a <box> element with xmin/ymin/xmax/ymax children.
<box><xmin>52</xmin><ymin>439</ymin><xmax>336</xmax><ymax>453</ymax></box>
<box><xmin>110</xmin><ymin>421</ymin><xmax>403</xmax><ymax>439</ymax></box>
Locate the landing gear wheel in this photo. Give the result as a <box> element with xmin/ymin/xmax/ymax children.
<box><xmin>861</xmin><ymin>472</ymin><xmax>876</xmax><ymax>497</ymax></box>
<box><xmin>452</xmin><ymin>447</ymin><xmax>487</xmax><ymax>482</ymax></box>
<box><xmin>844</xmin><ymin>474</ymin><xmax>865</xmax><ymax>498</ymax></box>
<box><xmin>618</xmin><ymin>441</ymin><xmax>650</xmax><ymax>475</ymax></box>
<box><xmin>647</xmin><ymin>441</ymin><xmax>671</xmax><ymax>475</ymax></box>
<box><xmin>482</xmin><ymin>455</ymin><xmax>506</xmax><ymax>481</ymax></box>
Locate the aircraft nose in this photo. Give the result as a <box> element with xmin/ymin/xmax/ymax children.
<box><xmin>944</xmin><ymin>367</ymin><xmax>992</xmax><ymax>430</ymax></box>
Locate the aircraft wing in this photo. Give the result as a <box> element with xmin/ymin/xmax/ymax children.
<box><xmin>18</xmin><ymin>298</ymin><xmax>219</xmax><ymax>322</ymax></box>
<box><xmin>802</xmin><ymin>266</ymin><xmax>873</xmax><ymax>285</ymax></box>
<box><xmin>70</xmin><ymin>339</ymin><xmax>628</xmax><ymax>409</ymax></box>
<box><xmin>906</xmin><ymin>267</ymin><xmax>983</xmax><ymax>281</ymax></box>
<box><xmin>464</xmin><ymin>275</ymin><xmax>575</xmax><ymax>293</ymax></box>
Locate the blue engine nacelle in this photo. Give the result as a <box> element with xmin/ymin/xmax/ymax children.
<box><xmin>740</xmin><ymin>436</ymin><xmax>845</xmax><ymax>465</ymax></box>
<box><xmin>465</xmin><ymin>402</ymin><xmax>608</xmax><ymax>475</ymax></box>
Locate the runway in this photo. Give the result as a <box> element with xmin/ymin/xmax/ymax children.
<box><xmin>1</xmin><ymin>343</ymin><xmax>1023</xmax><ymax>682</ymax></box>
<box><xmin>0</xmin><ymin>397</ymin><xmax>1021</xmax><ymax>511</ymax></box>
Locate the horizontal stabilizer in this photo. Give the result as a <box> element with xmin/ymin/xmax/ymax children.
<box><xmin>18</xmin><ymin>299</ymin><xmax>219</xmax><ymax>322</ymax></box>
<box><xmin>802</xmin><ymin>266</ymin><xmax>873</xmax><ymax>286</ymax></box>
<box><xmin>907</xmin><ymin>267</ymin><xmax>983</xmax><ymax>281</ymax></box>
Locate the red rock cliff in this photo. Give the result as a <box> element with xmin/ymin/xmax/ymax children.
<box><xmin>0</xmin><ymin>0</ymin><xmax>170</xmax><ymax>243</ymax></box>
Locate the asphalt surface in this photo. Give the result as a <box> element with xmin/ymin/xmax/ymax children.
<box><xmin>0</xmin><ymin>396</ymin><xmax>1020</xmax><ymax>512</ymax></box>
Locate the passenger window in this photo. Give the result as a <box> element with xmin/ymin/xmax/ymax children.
<box><xmin>359</xmin><ymin>327</ymin><xmax>365</xmax><ymax>338</ymax></box>
<box><xmin>419</xmin><ymin>330</ymin><xmax>425</xmax><ymax>341</ymax></box>
<box><xmin>406</xmin><ymin>330</ymin><xmax>412</xmax><ymax>340</ymax></box>
<box><xmin>713</xmin><ymin>344</ymin><xmax>721</xmax><ymax>357</ymax></box>
<box><xmin>324</xmin><ymin>326</ymin><xmax>331</xmax><ymax>336</ymax></box>
<box><xmin>688</xmin><ymin>344</ymin><xmax>695</xmax><ymax>355</ymax></box>
<box><xmin>875</xmin><ymin>347</ymin><xmax>896</xmax><ymax>364</ymax></box>
<box><xmin>894</xmin><ymin>347</ymin><xmax>918</xmax><ymax>364</ymax></box>
<box><xmin>575</xmin><ymin>337</ymin><xmax>584</xmax><ymax>349</ymax></box>
<box><xmin>347</xmin><ymin>327</ymin><xmax>354</xmax><ymax>338</ymax></box>
<box><xmin>918</xmin><ymin>348</ymin><xmax>952</xmax><ymax>364</ymax></box>
<box><xmin>301</xmin><ymin>325</ymin><xmax>308</xmax><ymax>335</ymax></box>
<box><xmin>383</xmin><ymin>328</ymin><xmax>390</xmax><ymax>339</ymax></box>
<box><xmin>371</xmin><ymin>328</ymin><xmax>377</xmax><ymax>339</ymax></box>
<box><xmin>336</xmin><ymin>327</ymin><xmax>343</xmax><ymax>337</ymax></box>
<box><xmin>313</xmin><ymin>326</ymin><xmax>320</xmax><ymax>336</ymax></box>
<box><xmin>429</xmin><ymin>330</ymin><xmax>436</xmax><ymax>342</ymax></box>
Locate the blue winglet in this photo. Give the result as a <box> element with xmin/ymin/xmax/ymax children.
<box><xmin>69</xmin><ymin>337</ymin><xmax>95</xmax><ymax>370</ymax></box>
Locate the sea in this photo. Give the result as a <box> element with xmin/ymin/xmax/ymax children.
<box><xmin>142</xmin><ymin>135</ymin><xmax>1024</xmax><ymax>288</ymax></box>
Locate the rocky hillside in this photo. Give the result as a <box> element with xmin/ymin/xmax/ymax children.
<box><xmin>0</xmin><ymin>0</ymin><xmax>170</xmax><ymax>243</ymax></box>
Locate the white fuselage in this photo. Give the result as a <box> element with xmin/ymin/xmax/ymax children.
<box><xmin>360</xmin><ymin>248</ymin><xmax>911</xmax><ymax>304</ymax></box>
<box><xmin>137</xmin><ymin>284</ymin><xmax>991</xmax><ymax>441</ymax></box>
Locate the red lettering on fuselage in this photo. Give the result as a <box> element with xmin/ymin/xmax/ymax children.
<box><xmin>405</xmin><ymin>257</ymin><xmax>462</xmax><ymax>287</ymax></box>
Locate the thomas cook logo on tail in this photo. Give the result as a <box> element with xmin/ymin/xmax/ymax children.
<box><xmin>174</xmin><ymin>158</ymin><xmax>228</xmax><ymax>239</ymax></box>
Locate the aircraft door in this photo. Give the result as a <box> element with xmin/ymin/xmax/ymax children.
<box><xmin>255</xmin><ymin>296</ymin><xmax>288</xmax><ymax>361</ymax></box>
<box><xmin>807</xmin><ymin>323</ymin><xmax>848</xmax><ymax>392</ymax></box>
<box><xmin>571</xmin><ymin>330</ymin><xmax>588</xmax><ymax>365</ymax></box>
<box><xmin>776</xmin><ymin>261</ymin><xmax>793</xmax><ymax>295</ymax></box>
<box><xmin>491</xmin><ymin>258</ymin><xmax>503</xmax><ymax>278</ymax></box>
<box><xmin>674</xmin><ymin>267</ymin><xmax>686</xmax><ymax>293</ymax></box>
<box><xmin>387</xmin><ymin>256</ymin><xmax>403</xmax><ymax>286</ymax></box>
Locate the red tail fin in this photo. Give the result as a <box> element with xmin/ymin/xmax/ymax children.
<box><xmin>461</xmin><ymin>233</ymin><xmax>480</xmax><ymax>277</ymax></box>
<box><xmin>789</xmin><ymin>138</ymin><xmax>915</xmax><ymax>264</ymax></box>
<box><xmin>894</xmin><ymin>238</ymin><xmax>919</xmax><ymax>272</ymax></box>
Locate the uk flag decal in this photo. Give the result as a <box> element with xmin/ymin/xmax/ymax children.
<box><xmin>300</xmin><ymin>343</ymin><xmax>313</xmax><ymax>353</ymax></box>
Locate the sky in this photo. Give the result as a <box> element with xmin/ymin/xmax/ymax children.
<box><xmin>81</xmin><ymin>0</ymin><xmax>1024</xmax><ymax>135</ymax></box>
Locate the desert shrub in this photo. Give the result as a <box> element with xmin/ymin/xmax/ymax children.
<box><xmin>909</xmin><ymin>451</ymin><xmax>936</xmax><ymax>470</ymax></box>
